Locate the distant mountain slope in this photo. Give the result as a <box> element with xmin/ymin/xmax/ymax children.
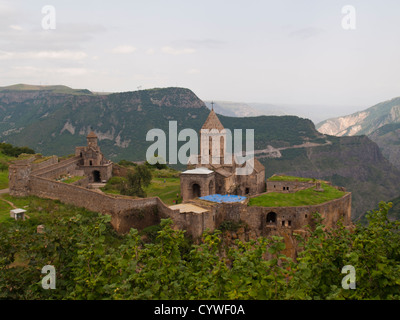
<box><xmin>316</xmin><ymin>97</ymin><xmax>400</xmax><ymax>171</ymax></box>
<box><xmin>316</xmin><ymin>97</ymin><xmax>400</xmax><ymax>136</ymax></box>
<box><xmin>204</xmin><ymin>101</ymin><xmax>284</xmax><ymax>117</ymax></box>
<box><xmin>1</xmin><ymin>85</ymin><xmax>400</xmax><ymax>220</ymax></box>
<box><xmin>368</xmin><ymin>123</ymin><xmax>400</xmax><ymax>170</ymax></box>
<box><xmin>0</xmin><ymin>84</ymin><xmax>93</xmax><ymax>95</ymax></box>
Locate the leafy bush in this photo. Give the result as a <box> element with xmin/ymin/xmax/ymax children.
<box><xmin>0</xmin><ymin>143</ymin><xmax>34</xmax><ymax>157</ymax></box>
<box><xmin>1</xmin><ymin>196</ymin><xmax>400</xmax><ymax>300</ymax></box>
<box><xmin>118</xmin><ymin>159</ymin><xmax>137</xmax><ymax>167</ymax></box>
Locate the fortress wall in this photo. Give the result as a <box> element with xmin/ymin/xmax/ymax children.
<box><xmin>113</xmin><ymin>196</ymin><xmax>217</xmax><ymax>238</ymax></box>
<box><xmin>32</xmin><ymin>156</ymin><xmax>81</xmax><ymax>179</ymax></box>
<box><xmin>266</xmin><ymin>180</ymin><xmax>314</xmax><ymax>193</ymax></box>
<box><xmin>31</xmin><ymin>156</ymin><xmax>59</xmax><ymax>171</ymax></box>
<box><xmin>317</xmin><ymin>192</ymin><xmax>352</xmax><ymax>227</ymax></box>
<box><xmin>29</xmin><ymin>175</ymin><xmax>115</xmax><ymax>214</ymax></box>
<box><xmin>28</xmin><ymin>176</ymin><xmax>174</xmax><ymax>233</ymax></box>
<box><xmin>112</xmin><ymin>201</ymin><xmax>162</xmax><ymax>234</ymax></box>
<box><xmin>241</xmin><ymin>192</ymin><xmax>352</xmax><ymax>237</ymax></box>
<box><xmin>71</xmin><ymin>176</ymin><xmax>89</xmax><ymax>188</ymax></box>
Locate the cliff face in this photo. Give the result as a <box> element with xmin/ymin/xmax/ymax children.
<box><xmin>316</xmin><ymin>97</ymin><xmax>400</xmax><ymax>137</ymax></box>
<box><xmin>316</xmin><ymin>97</ymin><xmax>400</xmax><ymax>174</ymax></box>
<box><xmin>368</xmin><ymin>123</ymin><xmax>400</xmax><ymax>170</ymax></box>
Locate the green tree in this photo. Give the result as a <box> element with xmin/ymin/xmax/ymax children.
<box><xmin>286</xmin><ymin>202</ymin><xmax>400</xmax><ymax>300</ymax></box>
<box><xmin>120</xmin><ymin>164</ymin><xmax>152</xmax><ymax>197</ymax></box>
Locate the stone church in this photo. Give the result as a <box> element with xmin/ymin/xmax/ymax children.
<box><xmin>75</xmin><ymin>131</ymin><xmax>113</xmax><ymax>183</ymax></box>
<box><xmin>180</xmin><ymin>109</ymin><xmax>266</xmax><ymax>201</ymax></box>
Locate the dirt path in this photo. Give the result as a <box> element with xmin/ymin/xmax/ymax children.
<box><xmin>0</xmin><ymin>188</ymin><xmax>17</xmax><ymax>209</ymax></box>
<box><xmin>0</xmin><ymin>188</ymin><xmax>9</xmax><ymax>194</ymax></box>
<box><xmin>0</xmin><ymin>197</ymin><xmax>16</xmax><ymax>209</ymax></box>
<box><xmin>253</xmin><ymin>140</ymin><xmax>333</xmax><ymax>159</ymax></box>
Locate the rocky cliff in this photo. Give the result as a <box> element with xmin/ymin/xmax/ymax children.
<box><xmin>316</xmin><ymin>96</ymin><xmax>400</xmax><ymax>137</ymax></box>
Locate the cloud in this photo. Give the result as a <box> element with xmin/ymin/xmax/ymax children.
<box><xmin>12</xmin><ymin>66</ymin><xmax>88</xmax><ymax>76</ymax></box>
<box><xmin>32</xmin><ymin>50</ymin><xmax>88</xmax><ymax>60</ymax></box>
<box><xmin>173</xmin><ymin>39</ymin><xmax>226</xmax><ymax>49</ymax></box>
<box><xmin>146</xmin><ymin>48</ymin><xmax>155</xmax><ymax>55</ymax></box>
<box><xmin>187</xmin><ymin>68</ymin><xmax>200</xmax><ymax>74</ymax></box>
<box><xmin>53</xmin><ymin>68</ymin><xmax>88</xmax><ymax>76</ymax></box>
<box><xmin>111</xmin><ymin>45</ymin><xmax>137</xmax><ymax>54</ymax></box>
<box><xmin>161</xmin><ymin>46</ymin><xmax>196</xmax><ymax>55</ymax></box>
<box><xmin>0</xmin><ymin>50</ymin><xmax>87</xmax><ymax>61</ymax></box>
<box><xmin>289</xmin><ymin>27</ymin><xmax>325</xmax><ymax>39</ymax></box>
<box><xmin>0</xmin><ymin>50</ymin><xmax>88</xmax><ymax>60</ymax></box>
<box><xmin>9</xmin><ymin>25</ymin><xmax>22</xmax><ymax>31</ymax></box>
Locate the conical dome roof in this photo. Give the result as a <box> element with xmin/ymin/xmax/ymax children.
<box><xmin>87</xmin><ymin>131</ymin><xmax>97</xmax><ymax>138</ymax></box>
<box><xmin>201</xmin><ymin>110</ymin><xmax>224</xmax><ymax>130</ymax></box>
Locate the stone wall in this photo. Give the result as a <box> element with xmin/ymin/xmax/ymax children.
<box><xmin>31</xmin><ymin>156</ymin><xmax>59</xmax><ymax>171</ymax></box>
<box><xmin>242</xmin><ymin>192</ymin><xmax>351</xmax><ymax>236</ymax></box>
<box><xmin>180</xmin><ymin>172</ymin><xmax>215</xmax><ymax>201</ymax></box>
<box><xmin>32</xmin><ymin>156</ymin><xmax>81</xmax><ymax>179</ymax></box>
<box><xmin>28</xmin><ymin>175</ymin><xmax>178</xmax><ymax>233</ymax></box>
<box><xmin>186</xmin><ymin>192</ymin><xmax>352</xmax><ymax>258</ymax></box>
<box><xmin>266</xmin><ymin>180</ymin><xmax>315</xmax><ymax>193</ymax></box>
<box><xmin>71</xmin><ymin>176</ymin><xmax>89</xmax><ymax>188</ymax></box>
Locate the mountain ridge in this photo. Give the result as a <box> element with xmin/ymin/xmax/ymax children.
<box><xmin>1</xmin><ymin>85</ymin><xmax>400</xmax><ymax>220</ymax></box>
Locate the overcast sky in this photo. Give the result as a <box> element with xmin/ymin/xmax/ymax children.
<box><xmin>1</xmin><ymin>0</ymin><xmax>400</xmax><ymax>113</ymax></box>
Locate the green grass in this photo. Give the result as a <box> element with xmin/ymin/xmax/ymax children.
<box><xmin>268</xmin><ymin>175</ymin><xmax>315</xmax><ymax>182</ymax></box>
<box><xmin>249</xmin><ymin>183</ymin><xmax>346</xmax><ymax>207</ymax></box>
<box><xmin>102</xmin><ymin>176</ymin><xmax>181</xmax><ymax>205</ymax></box>
<box><xmin>0</xmin><ymin>170</ymin><xmax>9</xmax><ymax>189</ymax></box>
<box><xmin>62</xmin><ymin>176</ymin><xmax>85</xmax><ymax>184</ymax></box>
<box><xmin>0</xmin><ymin>151</ymin><xmax>16</xmax><ymax>189</ymax></box>
<box><xmin>144</xmin><ymin>177</ymin><xmax>181</xmax><ymax>205</ymax></box>
<box><xmin>0</xmin><ymin>197</ymin><xmax>13</xmax><ymax>223</ymax></box>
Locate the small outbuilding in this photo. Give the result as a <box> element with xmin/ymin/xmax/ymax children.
<box><xmin>10</xmin><ymin>208</ymin><xmax>27</xmax><ymax>221</ymax></box>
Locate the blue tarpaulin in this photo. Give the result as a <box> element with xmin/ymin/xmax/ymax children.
<box><xmin>199</xmin><ymin>194</ymin><xmax>246</xmax><ymax>203</ymax></box>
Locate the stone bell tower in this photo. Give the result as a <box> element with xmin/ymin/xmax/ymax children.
<box><xmin>200</xmin><ymin>107</ymin><xmax>226</xmax><ymax>164</ymax></box>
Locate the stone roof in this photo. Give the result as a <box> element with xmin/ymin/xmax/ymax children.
<box><xmin>233</xmin><ymin>156</ymin><xmax>265</xmax><ymax>173</ymax></box>
<box><xmin>253</xmin><ymin>158</ymin><xmax>265</xmax><ymax>173</ymax></box>
<box><xmin>215</xmin><ymin>168</ymin><xmax>232</xmax><ymax>178</ymax></box>
<box><xmin>10</xmin><ymin>208</ymin><xmax>27</xmax><ymax>214</ymax></box>
<box><xmin>87</xmin><ymin>131</ymin><xmax>97</xmax><ymax>138</ymax></box>
<box><xmin>201</xmin><ymin>110</ymin><xmax>224</xmax><ymax>131</ymax></box>
<box><xmin>181</xmin><ymin>167</ymin><xmax>214</xmax><ymax>175</ymax></box>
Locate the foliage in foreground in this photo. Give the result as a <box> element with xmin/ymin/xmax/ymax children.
<box><xmin>0</xmin><ymin>200</ymin><xmax>399</xmax><ymax>300</ymax></box>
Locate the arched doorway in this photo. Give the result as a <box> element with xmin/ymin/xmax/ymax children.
<box><xmin>192</xmin><ymin>183</ymin><xmax>201</xmax><ymax>198</ymax></box>
<box><xmin>266</xmin><ymin>212</ymin><xmax>277</xmax><ymax>224</ymax></box>
<box><xmin>93</xmin><ymin>170</ymin><xmax>101</xmax><ymax>183</ymax></box>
